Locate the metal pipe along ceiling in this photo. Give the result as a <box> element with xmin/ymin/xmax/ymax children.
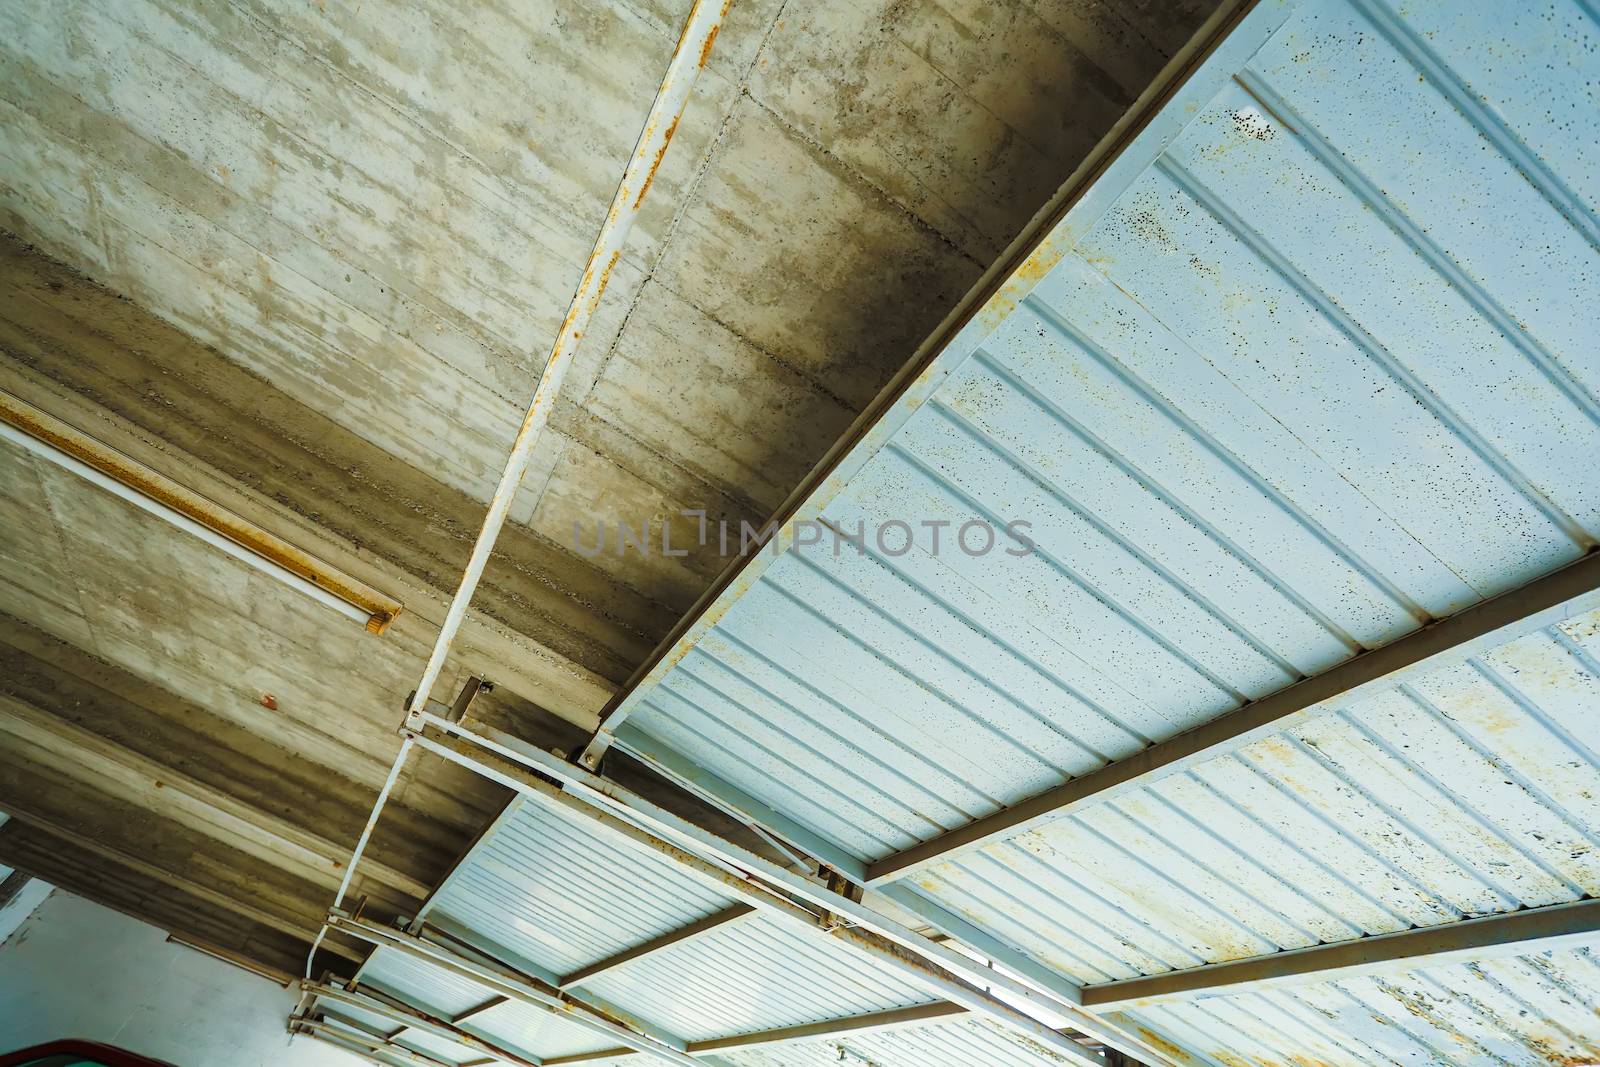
<box><xmin>308</xmin><ymin>0</ymin><xmax>732</xmax><ymax>976</ymax></box>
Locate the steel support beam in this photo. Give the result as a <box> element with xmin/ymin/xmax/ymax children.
<box><xmin>558</xmin><ymin>905</ymin><xmax>758</xmax><ymax>988</ymax></box>
<box><xmin>542</xmin><ymin>1002</ymin><xmax>971</xmax><ymax>1065</ymax></box>
<box><xmin>305</xmin><ymin>979</ymin><xmax>543</xmax><ymax>1066</ymax></box>
<box><xmin>866</xmin><ymin>551</ymin><xmax>1600</xmax><ymax>885</ymax></box>
<box><xmin>0</xmin><ymin>693</ymin><xmax>431</xmax><ymax>900</ymax></box>
<box><xmin>1080</xmin><ymin>897</ymin><xmax>1600</xmax><ymax>1011</ymax></box>
<box><xmin>450</xmin><ymin>995</ymin><xmax>507</xmax><ymax>1024</ymax></box>
<box><xmin>327</xmin><ymin>911</ymin><xmax>705</xmax><ymax>1067</ymax></box>
<box><xmin>411</xmin><ymin>718</ymin><xmax>1174</xmax><ymax>1067</ymax></box>
<box><xmin>616</xmin><ymin>732</ymin><xmax>1102</xmax><ymax>1031</ymax></box>
<box><xmin>295</xmin><ymin>1017</ymin><xmax>449</xmax><ymax>1067</ymax></box>
<box><xmin>0</xmin><ymin>869</ymin><xmax>30</xmax><ymax>909</ymax></box>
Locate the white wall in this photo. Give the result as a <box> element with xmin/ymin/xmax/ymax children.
<box><xmin>0</xmin><ymin>865</ymin><xmax>54</xmax><ymax>945</ymax></box>
<box><xmin>0</xmin><ymin>890</ymin><xmax>361</xmax><ymax>1066</ymax></box>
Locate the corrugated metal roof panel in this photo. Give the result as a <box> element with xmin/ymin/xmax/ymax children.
<box><xmin>575</xmin><ymin>913</ymin><xmax>939</xmax><ymax>1042</ymax></box>
<box><xmin>466</xmin><ymin>997</ymin><xmax>622</xmax><ymax>1061</ymax></box>
<box><xmin>725</xmin><ymin>1016</ymin><xmax>1080</xmax><ymax>1067</ymax></box>
<box><xmin>423</xmin><ymin>796</ymin><xmax>739</xmax><ymax>977</ymax></box>
<box><xmin>360</xmin><ymin>944</ymin><xmax>500</xmax><ymax>1019</ymax></box>
<box><xmin>615</xmin><ymin>0</ymin><xmax>1600</xmax><ymax>868</ymax></box>
<box><xmin>353</xmin><ymin>944</ymin><xmax>622</xmax><ymax>1061</ymax></box>
<box><xmin>572</xmin><ymin>1</ymin><xmax>1600</xmax><ymax>1063</ymax></box>
<box><xmin>1121</xmin><ymin>942</ymin><xmax>1600</xmax><ymax>1067</ymax></box>
<box><xmin>903</xmin><ymin>609</ymin><xmax>1600</xmax><ymax>982</ymax></box>
<box><xmin>332</xmin><ymin>4</ymin><xmax>1598</xmax><ymax>1065</ymax></box>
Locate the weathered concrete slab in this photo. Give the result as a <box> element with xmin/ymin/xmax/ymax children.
<box><xmin>0</xmin><ymin>0</ymin><xmax>1218</xmax><ymax>977</ymax></box>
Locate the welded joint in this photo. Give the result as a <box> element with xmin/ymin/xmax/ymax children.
<box><xmin>402</xmin><ymin>676</ymin><xmax>492</xmax><ymax>736</ymax></box>
<box><xmin>401</xmin><ymin>695</ymin><xmax>451</xmax><ymax>737</ymax></box>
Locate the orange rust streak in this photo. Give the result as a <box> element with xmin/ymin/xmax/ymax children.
<box><xmin>698</xmin><ymin>21</ymin><xmax>721</xmax><ymax>68</ymax></box>
<box><xmin>1137</xmin><ymin>1028</ymin><xmax>1191</xmax><ymax>1064</ymax></box>
<box><xmin>634</xmin><ymin>115</ymin><xmax>681</xmax><ymax>208</ymax></box>
<box><xmin>0</xmin><ymin>390</ymin><xmax>401</xmax><ymax>631</ymax></box>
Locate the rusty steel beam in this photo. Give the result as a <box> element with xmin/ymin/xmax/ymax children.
<box><xmin>866</xmin><ymin>550</ymin><xmax>1600</xmax><ymax>886</ymax></box>
<box><xmin>294</xmin><ymin>1018</ymin><xmax>449</xmax><ymax>1067</ymax></box>
<box><xmin>1081</xmin><ymin>897</ymin><xmax>1600</xmax><ymax>1011</ymax></box>
<box><xmin>558</xmin><ymin>904</ymin><xmax>757</xmax><ymax>989</ymax></box>
<box><xmin>320</xmin><ymin>0</ymin><xmax>731</xmax><ymax>980</ymax></box>
<box><xmin>399</xmin><ymin>0</ymin><xmax>731</xmax><ymax>726</ymax></box>
<box><xmin>0</xmin><ymin>388</ymin><xmax>402</xmax><ymax>632</ymax></box>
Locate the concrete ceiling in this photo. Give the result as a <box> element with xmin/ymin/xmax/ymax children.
<box><xmin>0</xmin><ymin>0</ymin><xmax>1215</xmax><ymax>979</ymax></box>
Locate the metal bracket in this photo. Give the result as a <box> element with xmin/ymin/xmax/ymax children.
<box><xmin>400</xmin><ymin>676</ymin><xmax>490</xmax><ymax>736</ymax></box>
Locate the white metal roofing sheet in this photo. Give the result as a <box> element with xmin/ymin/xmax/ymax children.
<box><xmin>606</xmin><ymin>0</ymin><xmax>1600</xmax><ymax>886</ymax></box>
<box><xmin>1120</xmin><ymin>942</ymin><xmax>1600</xmax><ymax>1067</ymax></box>
<box><xmin>422</xmin><ymin>795</ymin><xmax>739</xmax><ymax>978</ymax></box>
<box><xmin>573</xmin><ymin>913</ymin><xmax>939</xmax><ymax>1043</ymax></box>
<box><xmin>578</xmin><ymin>0</ymin><xmax>1600</xmax><ymax>1062</ymax></box>
<box><xmin>619</xmin><ymin>0</ymin><xmax>1600</xmax><ymax>867</ymax></box>
<box><xmin>903</xmin><ymin>608</ymin><xmax>1600</xmax><ymax>982</ymax></box>
<box><xmin>724</xmin><ymin>1016</ymin><xmax>1082</xmax><ymax>1067</ymax></box>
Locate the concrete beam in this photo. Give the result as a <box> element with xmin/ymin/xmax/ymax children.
<box><xmin>0</xmin><ymin>803</ymin><xmax>361</xmax><ymax>961</ymax></box>
<box><xmin>0</xmin><ymin>820</ymin><xmax>338</xmax><ymax>978</ymax></box>
<box><xmin>0</xmin><ymin>692</ymin><xmax>431</xmax><ymax>899</ymax></box>
<box><xmin>1080</xmin><ymin>897</ymin><xmax>1600</xmax><ymax>1011</ymax></box>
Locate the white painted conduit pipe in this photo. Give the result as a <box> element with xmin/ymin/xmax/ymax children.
<box><xmin>307</xmin><ymin>0</ymin><xmax>731</xmax><ymax>978</ymax></box>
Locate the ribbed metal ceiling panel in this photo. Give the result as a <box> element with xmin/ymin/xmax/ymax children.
<box><xmin>574</xmin><ymin>913</ymin><xmax>939</xmax><ymax>1042</ymax></box>
<box><xmin>609</xmin><ymin>0</ymin><xmax>1600</xmax><ymax>906</ymax></box>
<box><xmin>318</xmin><ymin>3</ymin><xmax>1598</xmax><ymax>1065</ymax></box>
<box><xmin>576</xmin><ymin>0</ymin><xmax>1600</xmax><ymax>1063</ymax></box>
<box><xmin>1122</xmin><ymin>943</ymin><xmax>1600</xmax><ymax>1067</ymax></box>
<box><xmin>905</xmin><ymin>609</ymin><xmax>1600</xmax><ymax>982</ymax></box>
<box><xmin>422</xmin><ymin>795</ymin><xmax>739</xmax><ymax>977</ymax></box>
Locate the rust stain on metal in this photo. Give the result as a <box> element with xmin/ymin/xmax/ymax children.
<box><xmin>634</xmin><ymin>115</ymin><xmax>681</xmax><ymax>208</ymax></box>
<box><xmin>1137</xmin><ymin>1027</ymin><xmax>1190</xmax><ymax>1063</ymax></box>
<box><xmin>592</xmin><ymin>250</ymin><xmax>623</xmax><ymax>314</ymax></box>
<box><xmin>698</xmin><ymin>22</ymin><xmax>721</xmax><ymax>68</ymax></box>
<box><xmin>0</xmin><ymin>389</ymin><xmax>402</xmax><ymax>631</ymax></box>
